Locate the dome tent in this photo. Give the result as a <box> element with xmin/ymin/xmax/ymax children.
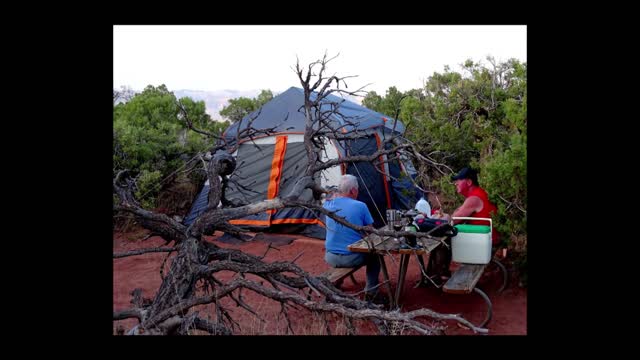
<box><xmin>184</xmin><ymin>87</ymin><xmax>420</xmax><ymax>239</ymax></box>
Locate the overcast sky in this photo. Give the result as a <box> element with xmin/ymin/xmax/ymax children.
<box><xmin>114</xmin><ymin>25</ymin><xmax>526</xmax><ymax>96</ymax></box>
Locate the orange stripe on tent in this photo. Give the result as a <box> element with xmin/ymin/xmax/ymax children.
<box><xmin>271</xmin><ymin>218</ymin><xmax>324</xmax><ymax>226</ymax></box>
<box><xmin>229</xmin><ymin>219</ymin><xmax>271</xmax><ymax>226</ymax></box>
<box><xmin>267</xmin><ymin>136</ymin><xmax>288</xmax><ymax>218</ymax></box>
<box><xmin>374</xmin><ymin>133</ymin><xmax>392</xmax><ymax>208</ymax></box>
<box><xmin>236</xmin><ymin>132</ymin><xmax>305</xmax><ymax>145</ymax></box>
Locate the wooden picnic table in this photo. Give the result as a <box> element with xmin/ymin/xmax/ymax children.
<box><xmin>347</xmin><ymin>227</ymin><xmax>446</xmax><ymax>309</ymax></box>
<box><xmin>348</xmin><ymin>225</ymin><xmax>507</xmax><ymax>328</ymax></box>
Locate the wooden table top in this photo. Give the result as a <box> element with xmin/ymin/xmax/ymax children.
<box><xmin>347</xmin><ymin>230</ymin><xmax>444</xmax><ymax>255</ymax></box>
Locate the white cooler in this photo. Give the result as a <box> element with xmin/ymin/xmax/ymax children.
<box><xmin>451</xmin><ymin>217</ymin><xmax>492</xmax><ymax>264</ymax></box>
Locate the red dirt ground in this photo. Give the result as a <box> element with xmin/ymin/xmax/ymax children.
<box><xmin>113</xmin><ymin>230</ymin><xmax>527</xmax><ymax>335</ymax></box>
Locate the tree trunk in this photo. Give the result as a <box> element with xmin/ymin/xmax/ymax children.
<box><xmin>142</xmin><ymin>236</ymin><xmax>205</xmax><ymax>331</ymax></box>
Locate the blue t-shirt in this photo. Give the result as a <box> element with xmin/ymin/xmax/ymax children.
<box><xmin>323</xmin><ymin>196</ymin><xmax>374</xmax><ymax>254</ymax></box>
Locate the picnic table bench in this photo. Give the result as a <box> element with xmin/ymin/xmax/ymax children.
<box><xmin>441</xmin><ymin>258</ymin><xmax>508</xmax><ymax>328</ymax></box>
<box><xmin>319</xmin><ymin>265</ymin><xmax>362</xmax><ymax>288</ymax></box>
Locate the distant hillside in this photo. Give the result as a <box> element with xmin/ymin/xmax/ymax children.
<box><xmin>115</xmin><ymin>87</ymin><xmax>363</xmax><ymax>121</ymax></box>
<box><xmin>173</xmin><ymin>89</ymin><xmax>262</xmax><ymax>121</ymax></box>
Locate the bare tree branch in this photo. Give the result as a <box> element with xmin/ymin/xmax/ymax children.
<box><xmin>114</xmin><ymin>247</ymin><xmax>178</xmax><ymax>259</ymax></box>
<box><xmin>498</xmin><ymin>194</ymin><xmax>526</xmax><ymax>214</ymax></box>
<box><xmin>192</xmin><ymin>317</ymin><xmax>232</xmax><ymax>335</ymax></box>
<box><xmin>176</xmin><ymin>100</ymin><xmax>219</xmax><ymax>139</ymax></box>
<box><xmin>114</xmin><ymin>308</ymin><xmax>145</xmax><ymax>321</ymax></box>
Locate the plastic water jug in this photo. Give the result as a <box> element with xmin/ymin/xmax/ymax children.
<box><xmin>451</xmin><ymin>217</ymin><xmax>492</xmax><ymax>264</ymax></box>
<box><xmin>415</xmin><ymin>197</ymin><xmax>431</xmax><ymax>218</ymax></box>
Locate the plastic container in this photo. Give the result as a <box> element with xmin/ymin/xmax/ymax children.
<box><xmin>415</xmin><ymin>197</ymin><xmax>431</xmax><ymax>218</ymax></box>
<box><xmin>451</xmin><ymin>217</ymin><xmax>492</xmax><ymax>264</ymax></box>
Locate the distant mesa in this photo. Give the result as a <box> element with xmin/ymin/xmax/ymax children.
<box><xmin>116</xmin><ymin>87</ymin><xmax>362</xmax><ymax>121</ymax></box>
<box><xmin>114</xmin><ymin>88</ymin><xmax>262</xmax><ymax>121</ymax></box>
<box><xmin>173</xmin><ymin>89</ymin><xmax>262</xmax><ymax>121</ymax></box>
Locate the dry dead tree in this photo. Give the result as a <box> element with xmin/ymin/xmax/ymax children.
<box><xmin>113</xmin><ymin>53</ymin><xmax>487</xmax><ymax>335</ymax></box>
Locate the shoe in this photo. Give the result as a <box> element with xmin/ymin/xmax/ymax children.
<box><xmin>364</xmin><ymin>292</ymin><xmax>390</xmax><ymax>306</ymax></box>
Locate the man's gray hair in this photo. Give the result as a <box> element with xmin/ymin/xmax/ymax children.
<box><xmin>338</xmin><ymin>174</ymin><xmax>359</xmax><ymax>193</ymax></box>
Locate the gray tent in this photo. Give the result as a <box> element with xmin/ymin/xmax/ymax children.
<box><xmin>185</xmin><ymin>87</ymin><xmax>420</xmax><ymax>238</ymax></box>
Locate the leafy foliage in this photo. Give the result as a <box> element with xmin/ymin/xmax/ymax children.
<box><xmin>135</xmin><ymin>169</ymin><xmax>162</xmax><ymax>209</ymax></box>
<box><xmin>363</xmin><ymin>57</ymin><xmax>527</xmax><ymax>278</ymax></box>
<box><xmin>113</xmin><ymin>84</ymin><xmax>229</xmax><ymax>212</ymax></box>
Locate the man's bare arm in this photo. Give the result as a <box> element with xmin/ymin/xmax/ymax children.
<box><xmin>452</xmin><ymin>196</ymin><xmax>483</xmax><ymax>221</ymax></box>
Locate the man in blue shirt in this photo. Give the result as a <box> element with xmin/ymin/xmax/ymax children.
<box><xmin>323</xmin><ymin>174</ymin><xmax>382</xmax><ymax>302</ymax></box>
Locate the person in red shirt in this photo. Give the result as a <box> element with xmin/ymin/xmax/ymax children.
<box><xmin>421</xmin><ymin>167</ymin><xmax>500</xmax><ymax>287</ymax></box>
<box><xmin>451</xmin><ymin>167</ymin><xmax>500</xmax><ymax>245</ymax></box>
